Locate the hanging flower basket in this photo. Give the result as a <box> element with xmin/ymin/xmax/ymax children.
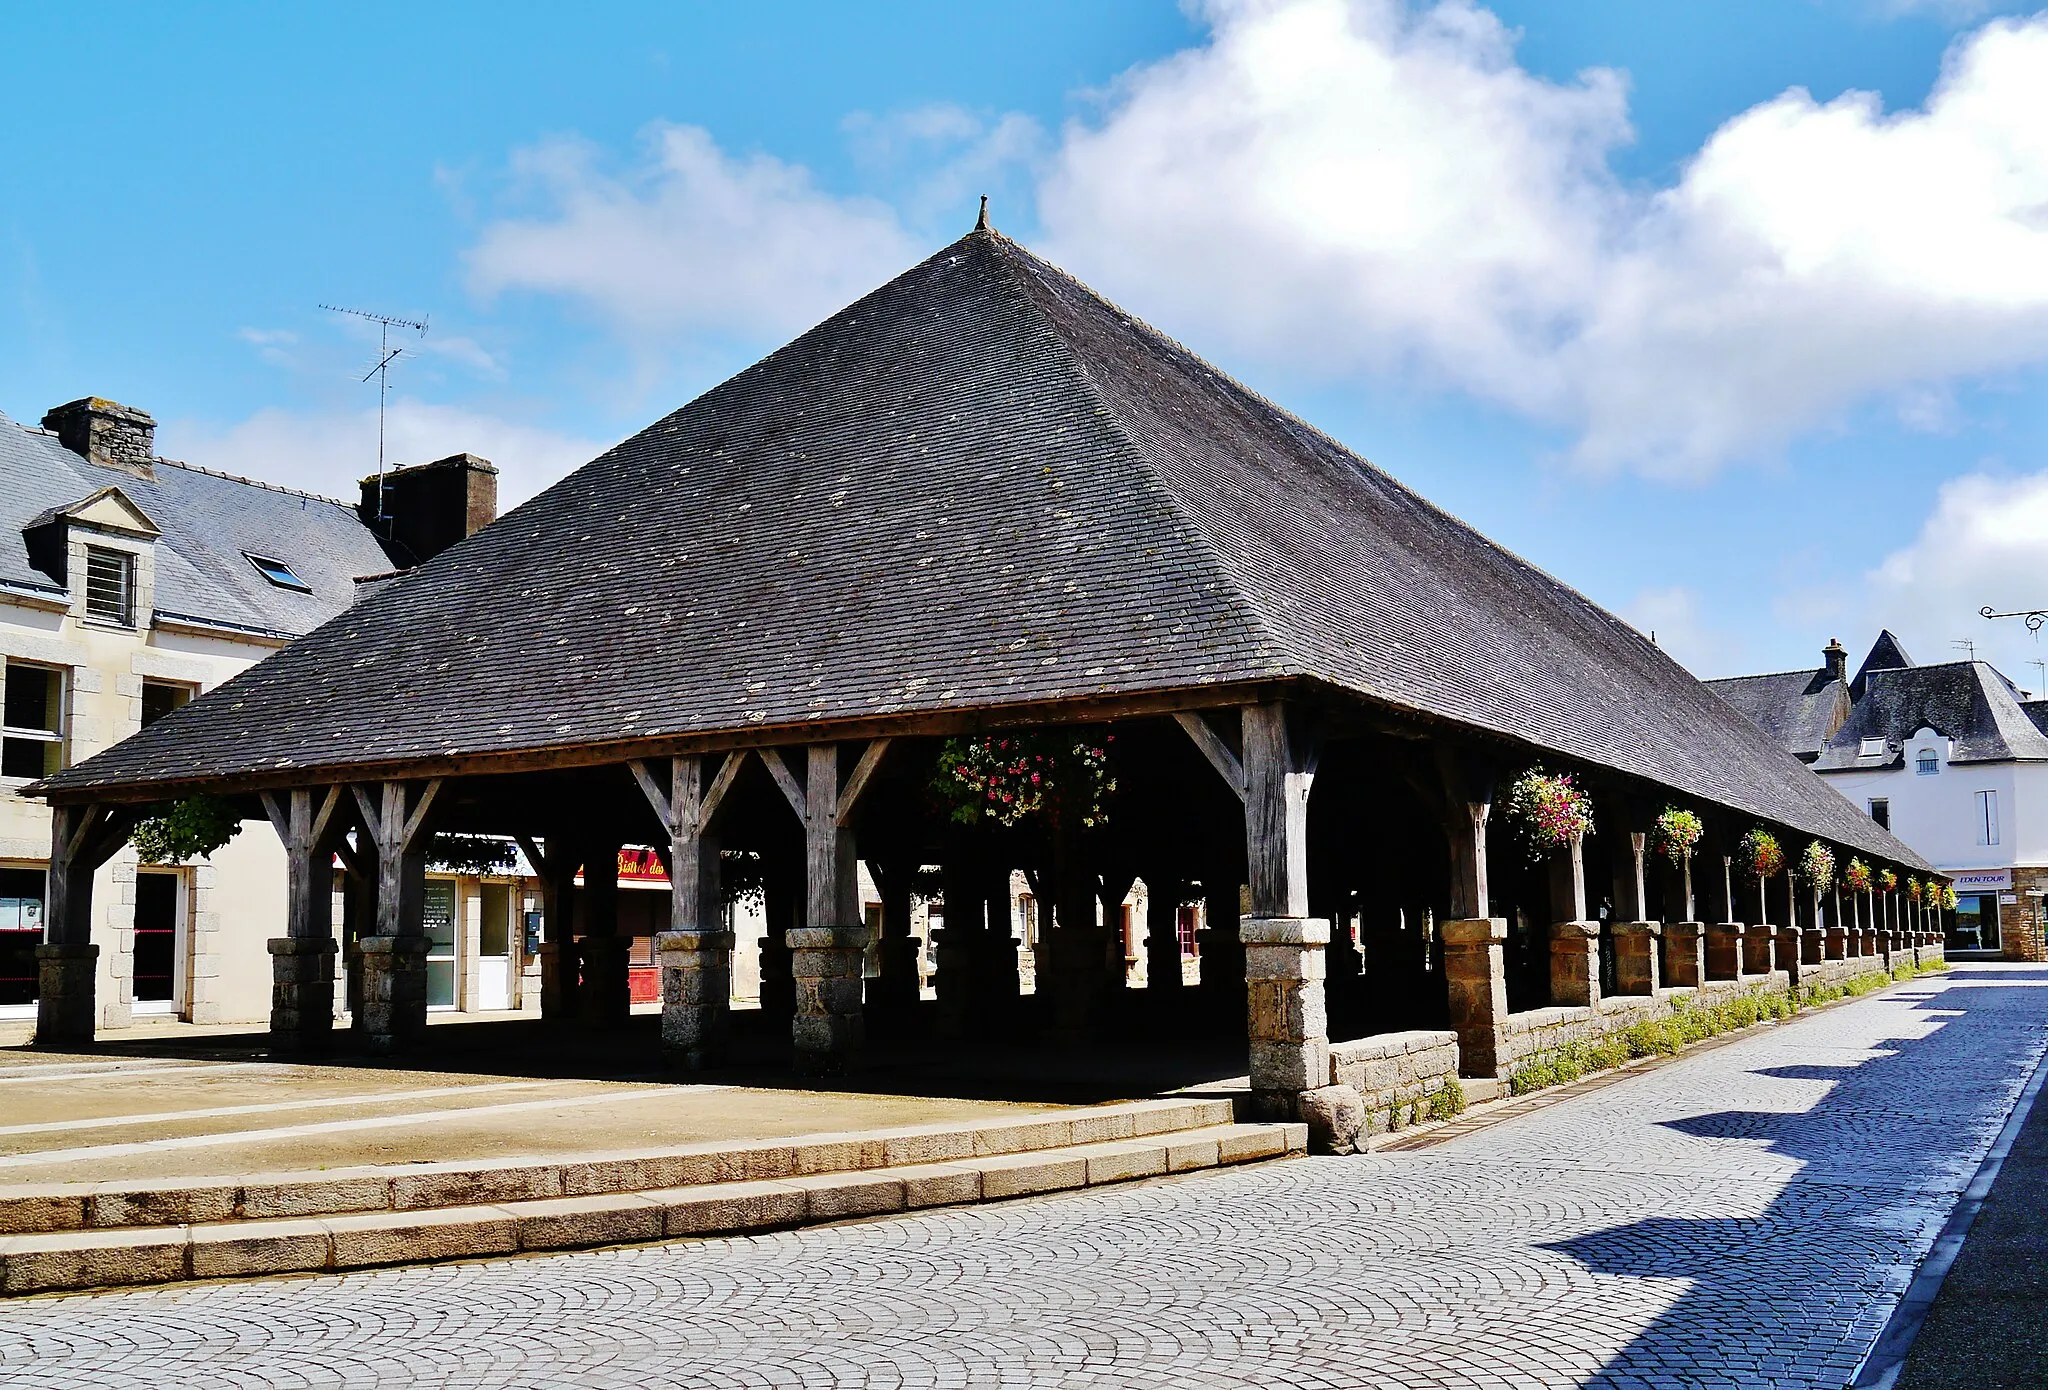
<box><xmin>1798</xmin><ymin>840</ymin><xmax>1836</xmax><ymax>890</ymax></box>
<box><xmin>932</xmin><ymin>731</ymin><xmax>1116</xmax><ymax>829</ymax></box>
<box><xmin>1939</xmin><ymin>882</ymin><xmax>1958</xmax><ymax>911</ymax></box>
<box><xmin>1842</xmin><ymin>858</ymin><xmax>1872</xmax><ymax>893</ymax></box>
<box><xmin>1650</xmin><ymin>807</ymin><xmax>1703</xmax><ymax>867</ymax></box>
<box><xmin>1500</xmin><ymin>769</ymin><xmax>1594</xmax><ymax>861</ymax></box>
<box><xmin>1906</xmin><ymin>877</ymin><xmax>1924</xmax><ymax>903</ymax></box>
<box><xmin>1878</xmin><ymin>868</ymin><xmax>1898</xmax><ymax>893</ymax></box>
<box><xmin>1740</xmin><ymin>827</ymin><xmax>1784</xmax><ymax>880</ymax></box>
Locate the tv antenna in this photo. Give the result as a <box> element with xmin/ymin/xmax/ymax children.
<box><xmin>1952</xmin><ymin>638</ymin><xmax>1977</xmax><ymax>662</ymax></box>
<box><xmin>320</xmin><ymin>304</ymin><xmax>427</xmax><ymax>521</ymax></box>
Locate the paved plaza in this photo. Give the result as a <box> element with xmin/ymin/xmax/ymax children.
<box><xmin>2</xmin><ymin>965</ymin><xmax>2043</xmax><ymax>1389</ymax></box>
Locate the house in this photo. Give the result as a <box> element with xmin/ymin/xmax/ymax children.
<box><xmin>1708</xmin><ymin>632</ymin><xmax>2048</xmax><ymax>961</ymax></box>
<box><xmin>0</xmin><ymin>396</ymin><xmax>538</xmax><ymax>1028</ymax></box>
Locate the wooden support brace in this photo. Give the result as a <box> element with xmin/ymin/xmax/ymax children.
<box><xmin>1175</xmin><ymin>711</ymin><xmax>1247</xmax><ymax>801</ymax></box>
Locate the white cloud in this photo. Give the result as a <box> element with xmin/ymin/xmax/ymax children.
<box><xmin>465</xmin><ymin>124</ymin><xmax>921</xmax><ymax>342</ymax></box>
<box><xmin>1864</xmin><ymin>467</ymin><xmax>2048</xmax><ymax>687</ymax></box>
<box><xmin>156</xmin><ymin>400</ymin><xmax>612</xmax><ymax>512</ymax></box>
<box><xmin>1620</xmin><ymin>584</ymin><xmax>1750</xmax><ymax>678</ymax></box>
<box><xmin>1035</xmin><ymin>0</ymin><xmax>2048</xmax><ymax>479</ymax></box>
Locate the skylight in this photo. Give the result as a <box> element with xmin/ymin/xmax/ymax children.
<box><xmin>245</xmin><ymin>552</ymin><xmax>310</xmax><ymax>592</ymax></box>
<box><xmin>1858</xmin><ymin>737</ymin><xmax>1886</xmax><ymax>757</ymax></box>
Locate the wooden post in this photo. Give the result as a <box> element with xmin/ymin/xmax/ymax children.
<box><xmin>578</xmin><ymin>837</ymin><xmax>627</xmax><ymax>1027</ymax></box>
<box><xmin>34</xmin><ymin>803</ymin><xmax>136</xmax><ymax>1047</ymax></box>
<box><xmin>512</xmin><ymin>833</ymin><xmax>580</xmax><ymax>1025</ymax></box>
<box><xmin>632</xmin><ymin>754</ymin><xmax>735</xmax><ymax>1068</ymax></box>
<box><xmin>866</xmin><ymin>857</ymin><xmax>920</xmax><ymax>1023</ymax></box>
<box><xmin>260</xmin><ymin>786</ymin><xmax>344</xmax><ymax>1052</ymax></box>
<box><xmin>350</xmin><ymin>779</ymin><xmax>440</xmax><ymax>1054</ymax></box>
<box><xmin>1548</xmin><ymin>834</ymin><xmax>1599</xmax><ymax>1008</ymax></box>
<box><xmin>1236</xmin><ymin>701</ymin><xmax>1328</xmax><ymax>1120</ymax></box>
<box><xmin>765</xmin><ymin>740</ymin><xmax>887</xmax><ymax>1074</ymax></box>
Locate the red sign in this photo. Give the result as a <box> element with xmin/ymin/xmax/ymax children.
<box><xmin>618</xmin><ymin>847</ymin><xmax>668</xmax><ymax>884</ymax></box>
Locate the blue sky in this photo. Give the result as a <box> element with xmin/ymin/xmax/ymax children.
<box><xmin>6</xmin><ymin>1</ymin><xmax>2048</xmax><ymax>684</ymax></box>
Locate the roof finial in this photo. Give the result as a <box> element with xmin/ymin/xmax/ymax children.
<box><xmin>976</xmin><ymin>195</ymin><xmax>990</xmax><ymax>232</ymax></box>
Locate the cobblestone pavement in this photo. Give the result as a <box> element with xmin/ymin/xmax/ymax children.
<box><xmin>4</xmin><ymin>965</ymin><xmax>2044</xmax><ymax>1390</ymax></box>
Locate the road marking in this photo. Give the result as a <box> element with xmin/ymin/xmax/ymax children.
<box><xmin>0</xmin><ymin>1085</ymin><xmax>726</xmax><ymax>1171</ymax></box>
<box><xmin>0</xmin><ymin>1078</ymin><xmax>564</xmax><ymax>1139</ymax></box>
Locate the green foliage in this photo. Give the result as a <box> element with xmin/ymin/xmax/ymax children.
<box><xmin>1650</xmin><ymin>807</ymin><xmax>1704</xmax><ymax>867</ymax></box>
<box><xmin>1500</xmin><ymin>768</ymin><xmax>1594</xmax><ymax>862</ymax></box>
<box><xmin>1425</xmin><ymin>1079</ymin><xmax>1466</xmax><ymax>1122</ymax></box>
<box><xmin>129</xmin><ymin>795</ymin><xmax>242</xmax><ymax>865</ymax></box>
<box><xmin>1741</xmin><ymin>827</ymin><xmax>1784</xmax><ymax>879</ymax></box>
<box><xmin>426</xmin><ymin>834</ymin><xmax>517</xmax><ymax>876</ymax></box>
<box><xmin>720</xmin><ymin>851</ymin><xmax>766</xmax><ymax>911</ymax></box>
<box><xmin>1507</xmin><ymin>988</ymin><xmax>1801</xmax><ymax>1096</ymax></box>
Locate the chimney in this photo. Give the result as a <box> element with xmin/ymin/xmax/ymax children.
<box><xmin>360</xmin><ymin>453</ymin><xmax>499</xmax><ymax>565</ymax></box>
<box><xmin>42</xmin><ymin>398</ymin><xmax>157</xmax><ymax>476</ymax></box>
<box><xmin>1823</xmin><ymin>638</ymin><xmax>1848</xmax><ymax>684</ymax></box>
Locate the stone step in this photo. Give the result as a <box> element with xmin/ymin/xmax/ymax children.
<box><xmin>0</xmin><ymin>1096</ymin><xmax>1240</xmax><ymax>1238</ymax></box>
<box><xmin>0</xmin><ymin>1121</ymin><xmax>1306</xmax><ymax>1295</ymax></box>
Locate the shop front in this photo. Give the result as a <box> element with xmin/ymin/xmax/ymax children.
<box><xmin>1949</xmin><ymin>868</ymin><xmax>2010</xmax><ymax>954</ymax></box>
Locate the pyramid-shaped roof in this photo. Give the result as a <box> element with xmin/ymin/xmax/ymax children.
<box><xmin>40</xmin><ymin>227</ymin><xmax>1923</xmax><ymax>865</ymax></box>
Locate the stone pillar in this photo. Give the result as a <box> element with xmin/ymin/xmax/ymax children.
<box><xmin>1444</xmin><ymin>918</ymin><xmax>1508</xmax><ymax>1079</ymax></box>
<box><xmin>1744</xmin><ymin>920</ymin><xmax>1775</xmax><ymax>977</ymax></box>
<box><xmin>1242</xmin><ymin>916</ymin><xmax>1329</xmax><ymax>1120</ymax></box>
<box><xmin>1612</xmin><ymin>922</ymin><xmax>1661</xmax><ymax>995</ymax></box>
<box><xmin>1705</xmin><ymin>923</ymin><xmax>1743</xmax><ymax>981</ymax></box>
<box><xmin>658</xmin><ymin>929</ymin><xmax>733</xmax><ymax>1067</ymax></box>
<box><xmin>33</xmin><ymin>943</ymin><xmax>99</xmax><ymax>1047</ymax></box>
<box><xmin>513</xmin><ymin>835</ymin><xmax>580</xmax><ymax>1026</ymax></box>
<box><xmin>866</xmin><ymin>859</ymin><xmax>921</xmax><ymax>1019</ymax></box>
<box><xmin>358</xmin><ymin>935</ymin><xmax>430</xmax><ymax>1054</ymax></box>
<box><xmin>266</xmin><ymin>939</ymin><xmax>338</xmax><ymax>1050</ymax></box>
<box><xmin>932</xmin><ymin>853</ymin><xmax>984</xmax><ymax>1040</ymax></box>
<box><xmin>1548</xmin><ymin>920</ymin><xmax>1600</xmax><ymax>1007</ymax></box>
<box><xmin>790</xmin><ymin>926</ymin><xmax>865</xmax><ymax>1074</ymax></box>
<box><xmin>1824</xmin><ymin>917</ymin><xmax>1847</xmax><ymax>960</ymax></box>
<box><xmin>1776</xmin><ymin>925</ymin><xmax>1804</xmax><ymax>988</ymax></box>
<box><xmin>1663</xmin><ymin>922</ymin><xmax>1704</xmax><ymax>989</ymax></box>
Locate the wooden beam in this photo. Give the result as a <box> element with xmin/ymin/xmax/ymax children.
<box><xmin>699</xmin><ymin>751</ymin><xmax>745</xmax><ymax>830</ymax></box>
<box><xmin>834</xmin><ymin>738</ymin><xmax>891</xmax><ymax>827</ymax></box>
<box><xmin>398</xmin><ymin>779</ymin><xmax>442</xmax><ymax>851</ymax></box>
<box><xmin>627</xmin><ymin>759</ymin><xmax>672</xmax><ymax>831</ymax></box>
<box><xmin>763</xmin><ymin>749</ymin><xmax>807</xmax><ymax>819</ymax></box>
<box><xmin>1175</xmin><ymin>711</ymin><xmax>1246</xmax><ymax>801</ymax></box>
<box><xmin>309</xmin><ymin>785</ymin><xmax>343</xmax><ymax>847</ymax></box>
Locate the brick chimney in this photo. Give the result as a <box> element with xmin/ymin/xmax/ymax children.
<box><xmin>1823</xmin><ymin>638</ymin><xmax>1848</xmax><ymax>684</ymax></box>
<box><xmin>42</xmin><ymin>398</ymin><xmax>157</xmax><ymax>476</ymax></box>
<box><xmin>359</xmin><ymin>453</ymin><xmax>499</xmax><ymax>565</ymax></box>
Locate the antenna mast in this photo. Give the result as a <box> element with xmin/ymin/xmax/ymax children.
<box><xmin>320</xmin><ymin>304</ymin><xmax>428</xmax><ymax>521</ymax></box>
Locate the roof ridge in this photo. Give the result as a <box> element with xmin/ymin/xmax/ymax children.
<box><xmin>1704</xmin><ymin>667</ymin><xmax>1826</xmax><ymax>684</ymax></box>
<box><xmin>147</xmin><ymin>457</ymin><xmax>354</xmax><ymax>509</ymax></box>
<box><xmin>980</xmin><ymin>231</ymin><xmax>1309</xmax><ymax>678</ymax></box>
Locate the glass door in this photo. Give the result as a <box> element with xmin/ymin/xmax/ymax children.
<box><xmin>132</xmin><ymin>871</ymin><xmax>183</xmax><ymax>1014</ymax></box>
<box><xmin>0</xmin><ymin>867</ymin><xmax>45</xmax><ymax>1015</ymax></box>
<box><xmin>477</xmin><ymin>882</ymin><xmax>513</xmax><ymax>1010</ymax></box>
<box><xmin>422</xmin><ymin>878</ymin><xmax>458</xmax><ymax>1008</ymax></box>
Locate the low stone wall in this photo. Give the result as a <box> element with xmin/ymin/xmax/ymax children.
<box><xmin>1328</xmin><ymin>1030</ymin><xmax>1460</xmax><ymax>1117</ymax></box>
<box><xmin>1496</xmin><ymin>974</ymin><xmax>1789</xmax><ymax>1072</ymax></box>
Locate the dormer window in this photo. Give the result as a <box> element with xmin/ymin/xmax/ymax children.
<box><xmin>1859</xmin><ymin>737</ymin><xmax>1886</xmax><ymax>758</ymax></box>
<box><xmin>1916</xmin><ymin>750</ymin><xmax>1938</xmax><ymax>776</ymax></box>
<box><xmin>244</xmin><ymin>553</ymin><xmax>310</xmax><ymax>592</ymax></box>
<box><xmin>83</xmin><ymin>546</ymin><xmax>135</xmax><ymax>626</ymax></box>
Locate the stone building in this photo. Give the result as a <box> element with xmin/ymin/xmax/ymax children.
<box><xmin>1712</xmin><ymin>632</ymin><xmax>2048</xmax><ymax>962</ymax></box>
<box><xmin>0</xmin><ymin>397</ymin><xmax>530</xmax><ymax>1027</ymax></box>
<box><xmin>30</xmin><ymin>219</ymin><xmax>1937</xmax><ymax>1132</ymax></box>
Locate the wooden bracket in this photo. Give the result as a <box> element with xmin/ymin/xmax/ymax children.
<box><xmin>835</xmin><ymin>739</ymin><xmax>891</xmax><ymax>827</ymax></box>
<box><xmin>1174</xmin><ymin>711</ymin><xmax>1246</xmax><ymax>801</ymax></box>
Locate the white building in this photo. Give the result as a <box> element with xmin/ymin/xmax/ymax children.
<box><xmin>0</xmin><ymin>397</ymin><xmax>520</xmax><ymax>1028</ymax></box>
<box><xmin>1710</xmin><ymin>632</ymin><xmax>2048</xmax><ymax>961</ymax></box>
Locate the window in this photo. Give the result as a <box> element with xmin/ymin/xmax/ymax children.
<box><xmin>1859</xmin><ymin>737</ymin><xmax>1887</xmax><ymax>758</ymax></box>
<box><xmin>83</xmin><ymin>546</ymin><xmax>134</xmax><ymax>626</ymax></box>
<box><xmin>1977</xmin><ymin>790</ymin><xmax>2000</xmax><ymax>847</ymax></box>
<box><xmin>140</xmin><ymin>680</ymin><xmax>193</xmax><ymax>728</ymax></box>
<box><xmin>1916</xmin><ymin>750</ymin><xmax>1938</xmax><ymax>776</ymax></box>
<box><xmin>1869</xmin><ymin>798</ymin><xmax>1890</xmax><ymax>829</ymax></box>
<box><xmin>0</xmin><ymin>867</ymin><xmax>46</xmax><ymax>1007</ymax></box>
<box><xmin>244</xmin><ymin>552</ymin><xmax>310</xmax><ymax>592</ymax></box>
<box><xmin>1</xmin><ymin>663</ymin><xmax>63</xmax><ymax>780</ymax></box>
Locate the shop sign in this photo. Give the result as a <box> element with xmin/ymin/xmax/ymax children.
<box><xmin>1953</xmin><ymin>868</ymin><xmax>2012</xmax><ymax>891</ymax></box>
<box><xmin>618</xmin><ymin>848</ymin><xmax>669</xmax><ymax>884</ymax></box>
<box><xmin>2001</xmin><ymin>893</ymin><xmax>2019</xmax><ymax>905</ymax></box>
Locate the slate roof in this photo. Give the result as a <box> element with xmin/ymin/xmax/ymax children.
<box><xmin>0</xmin><ymin>410</ymin><xmax>395</xmax><ymax>637</ymax></box>
<box><xmin>1814</xmin><ymin>662</ymin><xmax>2048</xmax><ymax>770</ymax></box>
<box><xmin>1850</xmin><ymin>629</ymin><xmax>1913</xmax><ymax>701</ymax></box>
<box><xmin>1702</xmin><ymin>668</ymin><xmax>1847</xmax><ymax>762</ymax></box>
<box><xmin>34</xmin><ymin>228</ymin><xmax>1927</xmax><ymax>865</ymax></box>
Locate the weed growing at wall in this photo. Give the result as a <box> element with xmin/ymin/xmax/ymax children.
<box><xmin>1383</xmin><ymin>1080</ymin><xmax>1469</xmax><ymax>1131</ymax></box>
<box><xmin>1507</xmin><ymin>988</ymin><xmax>1800</xmax><ymax>1096</ymax></box>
